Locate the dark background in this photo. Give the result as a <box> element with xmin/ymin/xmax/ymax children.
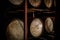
<box><xmin>27</xmin><ymin>0</ymin><xmax>56</xmax><ymax>40</ymax></box>
<box><xmin>27</xmin><ymin>12</ymin><xmax>56</xmax><ymax>40</ymax></box>
<box><xmin>0</xmin><ymin>0</ymin><xmax>25</xmax><ymax>40</ymax></box>
<box><xmin>0</xmin><ymin>0</ymin><xmax>57</xmax><ymax>40</ymax></box>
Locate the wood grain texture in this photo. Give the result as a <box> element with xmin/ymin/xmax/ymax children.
<box><xmin>29</xmin><ymin>0</ymin><xmax>41</xmax><ymax>7</ymax></box>
<box><xmin>6</xmin><ymin>19</ymin><xmax>24</xmax><ymax>40</ymax></box>
<box><xmin>9</xmin><ymin>0</ymin><xmax>23</xmax><ymax>5</ymax></box>
<box><xmin>44</xmin><ymin>0</ymin><xmax>52</xmax><ymax>8</ymax></box>
<box><xmin>45</xmin><ymin>17</ymin><xmax>53</xmax><ymax>33</ymax></box>
<box><xmin>30</xmin><ymin>18</ymin><xmax>43</xmax><ymax>37</ymax></box>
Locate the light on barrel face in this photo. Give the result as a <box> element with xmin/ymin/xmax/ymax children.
<box><xmin>6</xmin><ymin>19</ymin><xmax>24</xmax><ymax>40</ymax></box>
<box><xmin>29</xmin><ymin>0</ymin><xmax>41</xmax><ymax>7</ymax></box>
<box><xmin>45</xmin><ymin>17</ymin><xmax>53</xmax><ymax>33</ymax></box>
<box><xmin>44</xmin><ymin>0</ymin><xmax>52</xmax><ymax>8</ymax></box>
<box><xmin>30</xmin><ymin>18</ymin><xmax>43</xmax><ymax>37</ymax></box>
<box><xmin>9</xmin><ymin>0</ymin><xmax>24</xmax><ymax>5</ymax></box>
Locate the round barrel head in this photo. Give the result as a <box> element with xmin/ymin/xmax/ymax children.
<box><xmin>45</xmin><ymin>17</ymin><xmax>53</xmax><ymax>33</ymax></box>
<box><xmin>29</xmin><ymin>0</ymin><xmax>41</xmax><ymax>7</ymax></box>
<box><xmin>44</xmin><ymin>0</ymin><xmax>52</xmax><ymax>8</ymax></box>
<box><xmin>30</xmin><ymin>18</ymin><xmax>43</xmax><ymax>37</ymax></box>
<box><xmin>6</xmin><ymin>19</ymin><xmax>24</xmax><ymax>40</ymax></box>
<box><xmin>9</xmin><ymin>0</ymin><xmax>24</xmax><ymax>5</ymax></box>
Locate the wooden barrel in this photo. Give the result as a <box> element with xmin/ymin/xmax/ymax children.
<box><xmin>9</xmin><ymin>0</ymin><xmax>24</xmax><ymax>5</ymax></box>
<box><xmin>30</xmin><ymin>18</ymin><xmax>43</xmax><ymax>37</ymax></box>
<box><xmin>29</xmin><ymin>0</ymin><xmax>41</xmax><ymax>7</ymax></box>
<box><xmin>44</xmin><ymin>0</ymin><xmax>53</xmax><ymax>8</ymax></box>
<box><xmin>45</xmin><ymin>17</ymin><xmax>53</xmax><ymax>33</ymax></box>
<box><xmin>6</xmin><ymin>19</ymin><xmax>24</xmax><ymax>40</ymax></box>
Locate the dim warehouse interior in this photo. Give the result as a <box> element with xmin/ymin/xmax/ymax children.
<box><xmin>27</xmin><ymin>12</ymin><xmax>56</xmax><ymax>40</ymax></box>
<box><xmin>0</xmin><ymin>0</ymin><xmax>56</xmax><ymax>40</ymax></box>
<box><xmin>0</xmin><ymin>12</ymin><xmax>24</xmax><ymax>40</ymax></box>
